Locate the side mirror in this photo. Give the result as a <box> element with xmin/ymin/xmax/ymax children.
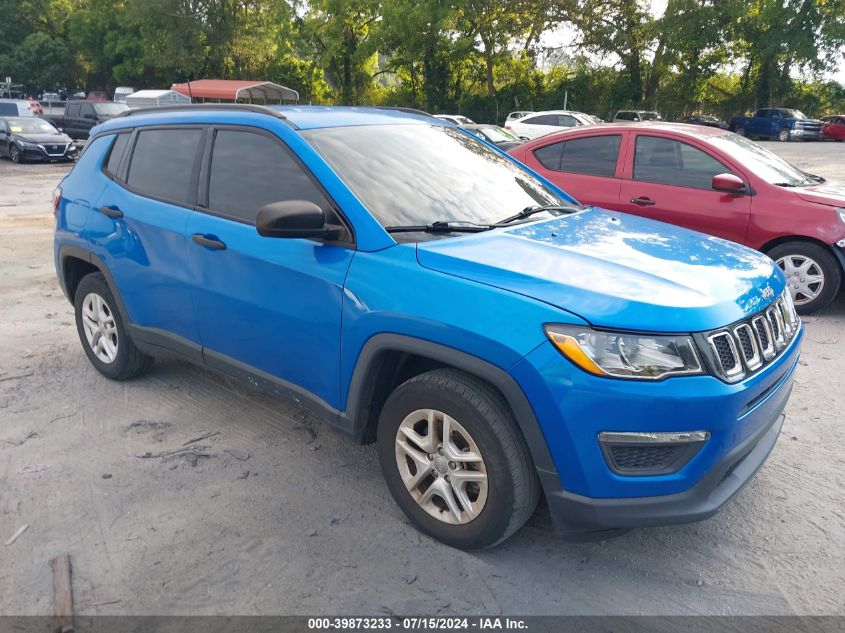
<box><xmin>712</xmin><ymin>173</ymin><xmax>748</xmax><ymax>194</ymax></box>
<box><xmin>256</xmin><ymin>200</ymin><xmax>330</xmax><ymax>239</ymax></box>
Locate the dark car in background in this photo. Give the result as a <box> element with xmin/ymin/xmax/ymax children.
<box><xmin>730</xmin><ymin>108</ymin><xmax>823</xmax><ymax>141</ymax></box>
<box><xmin>43</xmin><ymin>100</ymin><xmax>129</xmax><ymax>140</ymax></box>
<box><xmin>0</xmin><ymin>116</ymin><xmax>78</xmax><ymax>163</ymax></box>
<box><xmin>821</xmin><ymin>115</ymin><xmax>845</xmax><ymax>141</ymax></box>
<box><xmin>461</xmin><ymin>124</ymin><xmax>523</xmax><ymax>150</ymax></box>
<box><xmin>682</xmin><ymin>114</ymin><xmax>729</xmax><ymax>129</ymax></box>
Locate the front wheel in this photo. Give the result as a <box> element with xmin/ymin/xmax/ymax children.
<box><xmin>376</xmin><ymin>369</ymin><xmax>539</xmax><ymax>549</ymax></box>
<box><xmin>734</xmin><ymin>126</ymin><xmax>746</xmax><ymax>137</ymax></box>
<box><xmin>778</xmin><ymin>128</ymin><xmax>791</xmax><ymax>142</ymax></box>
<box><xmin>770</xmin><ymin>242</ymin><xmax>841</xmax><ymax>314</ymax></box>
<box><xmin>9</xmin><ymin>144</ymin><xmax>22</xmax><ymax>163</ymax></box>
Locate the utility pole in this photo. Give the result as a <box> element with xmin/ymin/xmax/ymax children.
<box><xmin>563</xmin><ymin>90</ymin><xmax>568</xmax><ymax>110</ymax></box>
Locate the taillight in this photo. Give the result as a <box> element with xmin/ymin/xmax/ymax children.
<box><xmin>52</xmin><ymin>187</ymin><xmax>62</xmax><ymax>217</ymax></box>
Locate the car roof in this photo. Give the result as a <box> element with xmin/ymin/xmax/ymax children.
<box><xmin>524</xmin><ymin>109</ymin><xmax>586</xmax><ymax>116</ymax></box>
<box><xmin>519</xmin><ymin>121</ymin><xmax>733</xmax><ymax>145</ymax></box>
<box><xmin>93</xmin><ymin>104</ymin><xmax>443</xmax><ymax>135</ymax></box>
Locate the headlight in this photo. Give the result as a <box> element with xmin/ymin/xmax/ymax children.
<box><xmin>19</xmin><ymin>141</ymin><xmax>39</xmax><ymax>149</ymax></box>
<box><xmin>836</xmin><ymin>208</ymin><xmax>845</xmax><ymax>225</ymax></box>
<box><xmin>544</xmin><ymin>325</ymin><xmax>703</xmax><ymax>380</ymax></box>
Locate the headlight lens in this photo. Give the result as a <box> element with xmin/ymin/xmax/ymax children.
<box><xmin>836</xmin><ymin>208</ymin><xmax>845</xmax><ymax>225</ymax></box>
<box><xmin>545</xmin><ymin>325</ymin><xmax>703</xmax><ymax>380</ymax></box>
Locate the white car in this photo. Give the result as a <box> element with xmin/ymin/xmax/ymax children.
<box><xmin>504</xmin><ymin>110</ymin><xmax>600</xmax><ymax>140</ymax></box>
<box><xmin>505</xmin><ymin>111</ymin><xmax>534</xmax><ymax>123</ymax></box>
<box><xmin>434</xmin><ymin>114</ymin><xmax>475</xmax><ymax>125</ymax></box>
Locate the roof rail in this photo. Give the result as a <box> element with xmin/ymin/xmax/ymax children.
<box><xmin>116</xmin><ymin>103</ymin><xmax>295</xmax><ymax>126</ymax></box>
<box><xmin>369</xmin><ymin>105</ymin><xmax>437</xmax><ymax>119</ymax></box>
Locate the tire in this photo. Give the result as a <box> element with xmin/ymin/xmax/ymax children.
<box><xmin>9</xmin><ymin>144</ymin><xmax>22</xmax><ymax>163</ymax></box>
<box><xmin>376</xmin><ymin>368</ymin><xmax>539</xmax><ymax>549</ymax></box>
<box><xmin>74</xmin><ymin>272</ymin><xmax>154</xmax><ymax>380</ymax></box>
<box><xmin>734</xmin><ymin>126</ymin><xmax>746</xmax><ymax>137</ymax></box>
<box><xmin>778</xmin><ymin>128</ymin><xmax>790</xmax><ymax>142</ymax></box>
<box><xmin>769</xmin><ymin>241</ymin><xmax>841</xmax><ymax>315</ymax></box>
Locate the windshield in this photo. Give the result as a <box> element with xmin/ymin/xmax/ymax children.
<box><xmin>640</xmin><ymin>111</ymin><xmax>662</xmax><ymax>120</ymax></box>
<box><xmin>709</xmin><ymin>133</ymin><xmax>808</xmax><ymax>186</ymax></box>
<box><xmin>7</xmin><ymin>117</ymin><xmax>59</xmax><ymax>134</ymax></box>
<box><xmin>477</xmin><ymin>126</ymin><xmax>519</xmax><ymax>143</ymax></box>
<box><xmin>303</xmin><ymin>123</ymin><xmax>567</xmax><ymax>229</ymax></box>
<box><xmin>93</xmin><ymin>102</ymin><xmax>130</xmax><ymax>116</ymax></box>
<box><xmin>781</xmin><ymin>109</ymin><xmax>807</xmax><ymax>120</ymax></box>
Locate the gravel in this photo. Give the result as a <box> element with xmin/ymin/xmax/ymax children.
<box><xmin>0</xmin><ymin>141</ymin><xmax>843</xmax><ymax>616</ymax></box>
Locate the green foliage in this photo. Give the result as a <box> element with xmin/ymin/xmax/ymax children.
<box><xmin>0</xmin><ymin>0</ymin><xmax>842</xmax><ymax>120</ymax></box>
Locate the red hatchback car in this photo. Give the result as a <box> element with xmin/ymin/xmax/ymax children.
<box><xmin>821</xmin><ymin>115</ymin><xmax>845</xmax><ymax>141</ymax></box>
<box><xmin>509</xmin><ymin>122</ymin><xmax>845</xmax><ymax>313</ymax></box>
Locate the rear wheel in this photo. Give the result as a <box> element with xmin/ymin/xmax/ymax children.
<box><xmin>376</xmin><ymin>368</ymin><xmax>539</xmax><ymax>549</ymax></box>
<box><xmin>769</xmin><ymin>242</ymin><xmax>841</xmax><ymax>314</ymax></box>
<box><xmin>74</xmin><ymin>273</ymin><xmax>154</xmax><ymax>380</ymax></box>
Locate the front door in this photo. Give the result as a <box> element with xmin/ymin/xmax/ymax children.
<box><xmin>618</xmin><ymin>133</ymin><xmax>751</xmax><ymax>244</ymax></box>
<box><xmin>186</xmin><ymin>127</ymin><xmax>355</xmax><ymax>410</ymax></box>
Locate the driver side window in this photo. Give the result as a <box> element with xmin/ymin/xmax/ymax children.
<box><xmin>633</xmin><ymin>136</ymin><xmax>731</xmax><ymax>190</ymax></box>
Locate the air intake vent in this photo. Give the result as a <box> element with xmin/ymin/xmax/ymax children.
<box><xmin>708</xmin><ymin>332</ymin><xmax>743</xmax><ymax>380</ymax></box>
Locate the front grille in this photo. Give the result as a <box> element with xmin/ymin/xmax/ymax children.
<box><xmin>705</xmin><ymin>290</ymin><xmax>799</xmax><ymax>383</ymax></box>
<box><xmin>610</xmin><ymin>445</ymin><xmax>683</xmax><ymax>471</ymax></box>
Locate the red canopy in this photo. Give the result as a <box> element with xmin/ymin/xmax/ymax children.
<box><xmin>170</xmin><ymin>80</ymin><xmax>298</xmax><ymax>103</ymax></box>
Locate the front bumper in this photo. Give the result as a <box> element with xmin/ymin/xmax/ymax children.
<box><xmin>789</xmin><ymin>128</ymin><xmax>821</xmax><ymax>140</ymax></box>
<box><xmin>510</xmin><ymin>325</ymin><xmax>801</xmax><ymax>539</ymax></box>
<box><xmin>19</xmin><ymin>143</ymin><xmax>77</xmax><ymax>162</ymax></box>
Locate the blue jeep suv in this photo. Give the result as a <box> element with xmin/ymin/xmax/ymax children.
<box><xmin>54</xmin><ymin>105</ymin><xmax>802</xmax><ymax>548</ymax></box>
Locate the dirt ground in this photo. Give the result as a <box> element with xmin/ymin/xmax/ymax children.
<box><xmin>1</xmin><ymin>142</ymin><xmax>843</xmax><ymax>616</ymax></box>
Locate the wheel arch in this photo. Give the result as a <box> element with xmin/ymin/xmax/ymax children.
<box><xmin>760</xmin><ymin>235</ymin><xmax>844</xmax><ymax>273</ymax></box>
<box><xmin>344</xmin><ymin>333</ymin><xmax>557</xmax><ymax>476</ymax></box>
<box><xmin>58</xmin><ymin>245</ymin><xmax>131</xmax><ymax>324</ymax></box>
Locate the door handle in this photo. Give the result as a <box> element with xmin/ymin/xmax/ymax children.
<box><xmin>630</xmin><ymin>197</ymin><xmax>656</xmax><ymax>206</ymax></box>
<box><xmin>99</xmin><ymin>205</ymin><xmax>123</xmax><ymax>219</ymax></box>
<box><xmin>192</xmin><ymin>234</ymin><xmax>227</xmax><ymax>250</ymax></box>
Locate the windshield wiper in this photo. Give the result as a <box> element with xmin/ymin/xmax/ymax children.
<box><xmin>773</xmin><ymin>182</ymin><xmax>798</xmax><ymax>188</ymax></box>
<box><xmin>384</xmin><ymin>220</ymin><xmax>494</xmax><ymax>234</ymax></box>
<box><xmin>495</xmin><ymin>204</ymin><xmax>586</xmax><ymax>226</ymax></box>
<box><xmin>802</xmin><ymin>172</ymin><xmax>825</xmax><ymax>184</ymax></box>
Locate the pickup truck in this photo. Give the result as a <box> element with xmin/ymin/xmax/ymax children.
<box><xmin>42</xmin><ymin>100</ymin><xmax>129</xmax><ymax>140</ymax></box>
<box><xmin>730</xmin><ymin>108</ymin><xmax>823</xmax><ymax>141</ymax></box>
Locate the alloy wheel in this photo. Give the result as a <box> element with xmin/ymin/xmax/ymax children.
<box><xmin>10</xmin><ymin>145</ymin><xmax>20</xmax><ymax>163</ymax></box>
<box><xmin>394</xmin><ymin>408</ymin><xmax>488</xmax><ymax>525</ymax></box>
<box><xmin>777</xmin><ymin>254</ymin><xmax>825</xmax><ymax>306</ymax></box>
<box><xmin>81</xmin><ymin>292</ymin><xmax>119</xmax><ymax>364</ymax></box>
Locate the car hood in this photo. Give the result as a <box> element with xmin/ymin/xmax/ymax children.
<box><xmin>794</xmin><ymin>182</ymin><xmax>845</xmax><ymax>207</ymax></box>
<box><xmin>416</xmin><ymin>209</ymin><xmax>785</xmax><ymax>333</ymax></box>
<box><xmin>17</xmin><ymin>133</ymin><xmax>71</xmax><ymax>144</ymax></box>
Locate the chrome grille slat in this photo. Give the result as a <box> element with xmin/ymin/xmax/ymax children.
<box><xmin>705</xmin><ymin>290</ymin><xmax>799</xmax><ymax>382</ymax></box>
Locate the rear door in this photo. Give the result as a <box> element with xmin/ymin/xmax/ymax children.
<box><xmin>185</xmin><ymin>126</ymin><xmax>354</xmax><ymax>409</ymax></box>
<box><xmin>90</xmin><ymin>127</ymin><xmax>204</xmax><ymax>349</ymax></box>
<box><xmin>77</xmin><ymin>103</ymin><xmax>96</xmax><ymax>139</ymax></box>
<box><xmin>617</xmin><ymin>132</ymin><xmax>751</xmax><ymax>243</ymax></box>
<box><xmin>519</xmin><ymin>132</ymin><xmax>625</xmax><ymax>210</ymax></box>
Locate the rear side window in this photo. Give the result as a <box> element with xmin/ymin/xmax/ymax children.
<box><xmin>127</xmin><ymin>128</ymin><xmax>203</xmax><ymax>206</ymax></box>
<box><xmin>533</xmin><ymin>142</ymin><xmax>564</xmax><ymax>170</ymax></box>
<box><xmin>104</xmin><ymin>133</ymin><xmax>130</xmax><ymax>178</ymax></box>
<box><xmin>524</xmin><ymin>115</ymin><xmax>557</xmax><ymax>126</ymax></box>
<box><xmin>633</xmin><ymin>136</ymin><xmax>730</xmax><ymax>189</ymax></box>
<box><xmin>207</xmin><ymin>129</ymin><xmax>330</xmax><ymax>224</ymax></box>
<box><xmin>533</xmin><ymin>135</ymin><xmax>621</xmax><ymax>177</ymax></box>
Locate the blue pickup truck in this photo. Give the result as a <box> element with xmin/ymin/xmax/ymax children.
<box><xmin>730</xmin><ymin>108</ymin><xmax>823</xmax><ymax>141</ymax></box>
